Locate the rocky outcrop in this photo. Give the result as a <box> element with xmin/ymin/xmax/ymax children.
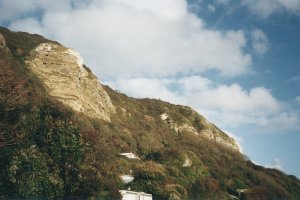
<box><xmin>0</xmin><ymin>33</ymin><xmax>6</xmax><ymax>48</ymax></box>
<box><xmin>25</xmin><ymin>43</ymin><xmax>115</xmax><ymax>121</ymax></box>
<box><xmin>200</xmin><ymin>128</ymin><xmax>240</xmax><ymax>151</ymax></box>
<box><xmin>160</xmin><ymin>112</ymin><xmax>240</xmax><ymax>151</ymax></box>
<box><xmin>183</xmin><ymin>157</ymin><xmax>192</xmax><ymax>167</ymax></box>
<box><xmin>0</xmin><ymin>32</ymin><xmax>10</xmax><ymax>54</ymax></box>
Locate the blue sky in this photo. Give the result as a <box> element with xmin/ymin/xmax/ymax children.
<box><xmin>1</xmin><ymin>0</ymin><xmax>300</xmax><ymax>177</ymax></box>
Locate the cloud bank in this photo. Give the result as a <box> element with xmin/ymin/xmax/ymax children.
<box><xmin>217</xmin><ymin>0</ymin><xmax>300</xmax><ymax>17</ymax></box>
<box><xmin>6</xmin><ymin>0</ymin><xmax>251</xmax><ymax>78</ymax></box>
<box><xmin>266</xmin><ymin>158</ymin><xmax>284</xmax><ymax>171</ymax></box>
<box><xmin>251</xmin><ymin>29</ymin><xmax>269</xmax><ymax>55</ymax></box>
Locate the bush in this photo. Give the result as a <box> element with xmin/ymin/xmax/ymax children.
<box><xmin>6</xmin><ymin>145</ymin><xmax>63</xmax><ymax>199</ymax></box>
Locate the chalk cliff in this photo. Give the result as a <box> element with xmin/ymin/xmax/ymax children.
<box><xmin>160</xmin><ymin>110</ymin><xmax>240</xmax><ymax>151</ymax></box>
<box><xmin>25</xmin><ymin>42</ymin><xmax>115</xmax><ymax>121</ymax></box>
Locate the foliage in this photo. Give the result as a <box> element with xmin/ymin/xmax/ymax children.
<box><xmin>7</xmin><ymin>145</ymin><xmax>63</xmax><ymax>199</ymax></box>
<box><xmin>0</xmin><ymin>99</ymin><xmax>84</xmax><ymax>199</ymax></box>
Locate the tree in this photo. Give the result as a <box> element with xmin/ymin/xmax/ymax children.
<box><xmin>6</xmin><ymin>145</ymin><xmax>63</xmax><ymax>199</ymax></box>
<box><xmin>18</xmin><ymin>108</ymin><xmax>84</xmax><ymax>197</ymax></box>
<box><xmin>40</xmin><ymin>119</ymin><xmax>83</xmax><ymax>197</ymax></box>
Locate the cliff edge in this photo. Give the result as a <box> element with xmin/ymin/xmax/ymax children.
<box><xmin>25</xmin><ymin>42</ymin><xmax>115</xmax><ymax>121</ymax></box>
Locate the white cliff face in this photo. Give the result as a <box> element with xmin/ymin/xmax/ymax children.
<box><xmin>200</xmin><ymin>129</ymin><xmax>240</xmax><ymax>151</ymax></box>
<box><xmin>0</xmin><ymin>33</ymin><xmax>6</xmax><ymax>48</ymax></box>
<box><xmin>183</xmin><ymin>157</ymin><xmax>192</xmax><ymax>167</ymax></box>
<box><xmin>26</xmin><ymin>42</ymin><xmax>115</xmax><ymax>121</ymax></box>
<box><xmin>160</xmin><ymin>112</ymin><xmax>240</xmax><ymax>152</ymax></box>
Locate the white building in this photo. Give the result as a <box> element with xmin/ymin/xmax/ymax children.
<box><xmin>120</xmin><ymin>190</ymin><xmax>152</xmax><ymax>200</ymax></box>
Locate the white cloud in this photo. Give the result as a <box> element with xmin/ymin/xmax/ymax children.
<box><xmin>296</xmin><ymin>96</ymin><xmax>300</xmax><ymax>104</ymax></box>
<box><xmin>187</xmin><ymin>84</ymin><xmax>281</xmax><ymax>114</ymax></box>
<box><xmin>106</xmin><ymin>78</ymin><xmax>177</xmax><ymax>103</ymax></box>
<box><xmin>285</xmin><ymin>75</ymin><xmax>300</xmax><ymax>84</ymax></box>
<box><xmin>9</xmin><ymin>18</ymin><xmax>43</xmax><ymax>34</ymax></box>
<box><xmin>7</xmin><ymin>0</ymin><xmax>251</xmax><ymax>79</ymax></box>
<box><xmin>207</xmin><ymin>4</ymin><xmax>216</xmax><ymax>12</ymax></box>
<box><xmin>224</xmin><ymin>130</ymin><xmax>244</xmax><ymax>153</ymax></box>
<box><xmin>257</xmin><ymin>112</ymin><xmax>300</xmax><ymax>132</ymax></box>
<box><xmin>242</xmin><ymin>0</ymin><xmax>300</xmax><ymax>17</ymax></box>
<box><xmin>278</xmin><ymin>0</ymin><xmax>300</xmax><ymax>13</ymax></box>
<box><xmin>0</xmin><ymin>0</ymin><xmax>35</xmax><ymax>22</ymax></box>
<box><xmin>0</xmin><ymin>0</ymin><xmax>72</xmax><ymax>22</ymax></box>
<box><xmin>251</xmin><ymin>29</ymin><xmax>269</xmax><ymax>55</ymax></box>
<box><xmin>216</xmin><ymin>0</ymin><xmax>232</xmax><ymax>4</ymax></box>
<box><xmin>213</xmin><ymin>0</ymin><xmax>300</xmax><ymax>17</ymax></box>
<box><xmin>242</xmin><ymin>0</ymin><xmax>281</xmax><ymax>18</ymax></box>
<box><xmin>266</xmin><ymin>158</ymin><xmax>284</xmax><ymax>171</ymax></box>
<box><xmin>178</xmin><ymin>76</ymin><xmax>214</xmax><ymax>93</ymax></box>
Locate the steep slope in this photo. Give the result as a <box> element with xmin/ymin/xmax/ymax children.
<box><xmin>25</xmin><ymin>42</ymin><xmax>115</xmax><ymax>122</ymax></box>
<box><xmin>1</xmin><ymin>27</ymin><xmax>300</xmax><ymax>200</ymax></box>
<box><xmin>1</xmin><ymin>26</ymin><xmax>238</xmax><ymax>150</ymax></box>
<box><xmin>15</xmin><ymin>31</ymin><xmax>235</xmax><ymax>149</ymax></box>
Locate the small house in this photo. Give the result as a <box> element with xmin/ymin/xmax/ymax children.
<box><xmin>120</xmin><ymin>190</ymin><xmax>152</xmax><ymax>200</ymax></box>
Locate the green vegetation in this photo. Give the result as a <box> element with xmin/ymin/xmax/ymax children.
<box><xmin>0</xmin><ymin>98</ymin><xmax>83</xmax><ymax>199</ymax></box>
<box><xmin>1</xmin><ymin>27</ymin><xmax>300</xmax><ymax>200</ymax></box>
<box><xmin>0</xmin><ymin>27</ymin><xmax>51</xmax><ymax>57</ymax></box>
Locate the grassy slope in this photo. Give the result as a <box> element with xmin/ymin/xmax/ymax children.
<box><xmin>1</xmin><ymin>27</ymin><xmax>300</xmax><ymax>200</ymax></box>
<box><xmin>103</xmin><ymin>86</ymin><xmax>300</xmax><ymax>200</ymax></box>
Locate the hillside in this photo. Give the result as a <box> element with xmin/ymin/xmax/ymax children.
<box><xmin>1</xmin><ymin>27</ymin><xmax>300</xmax><ymax>200</ymax></box>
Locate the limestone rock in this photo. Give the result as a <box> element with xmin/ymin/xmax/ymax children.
<box><xmin>177</xmin><ymin>123</ymin><xmax>198</xmax><ymax>135</ymax></box>
<box><xmin>26</xmin><ymin>43</ymin><xmax>115</xmax><ymax>121</ymax></box>
<box><xmin>160</xmin><ymin>111</ymin><xmax>240</xmax><ymax>151</ymax></box>
<box><xmin>160</xmin><ymin>113</ymin><xmax>177</xmax><ymax>131</ymax></box>
<box><xmin>201</xmin><ymin>129</ymin><xmax>240</xmax><ymax>151</ymax></box>
<box><xmin>0</xmin><ymin>33</ymin><xmax>6</xmax><ymax>48</ymax></box>
<box><xmin>183</xmin><ymin>157</ymin><xmax>192</xmax><ymax>167</ymax></box>
<box><xmin>119</xmin><ymin>152</ymin><xmax>140</xmax><ymax>160</ymax></box>
<box><xmin>120</xmin><ymin>175</ymin><xmax>134</xmax><ymax>184</ymax></box>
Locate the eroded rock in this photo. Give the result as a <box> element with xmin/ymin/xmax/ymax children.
<box><xmin>160</xmin><ymin>111</ymin><xmax>240</xmax><ymax>151</ymax></box>
<box><xmin>0</xmin><ymin>33</ymin><xmax>6</xmax><ymax>48</ymax></box>
<box><xmin>26</xmin><ymin>43</ymin><xmax>115</xmax><ymax>121</ymax></box>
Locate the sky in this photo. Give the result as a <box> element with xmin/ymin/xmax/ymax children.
<box><xmin>0</xmin><ymin>0</ymin><xmax>299</xmax><ymax>177</ymax></box>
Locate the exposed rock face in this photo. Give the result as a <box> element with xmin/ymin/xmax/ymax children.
<box><xmin>200</xmin><ymin>128</ymin><xmax>240</xmax><ymax>151</ymax></box>
<box><xmin>26</xmin><ymin>43</ymin><xmax>115</xmax><ymax>121</ymax></box>
<box><xmin>0</xmin><ymin>33</ymin><xmax>6</xmax><ymax>48</ymax></box>
<box><xmin>160</xmin><ymin>113</ymin><xmax>177</xmax><ymax>131</ymax></box>
<box><xmin>183</xmin><ymin>157</ymin><xmax>192</xmax><ymax>167</ymax></box>
<box><xmin>160</xmin><ymin>112</ymin><xmax>240</xmax><ymax>151</ymax></box>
